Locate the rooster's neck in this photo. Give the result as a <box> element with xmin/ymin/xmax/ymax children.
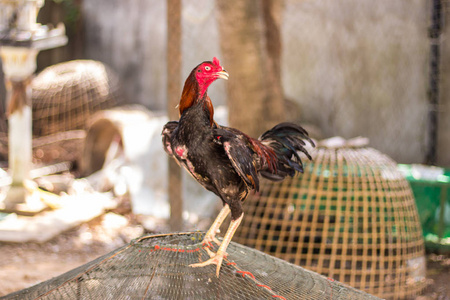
<box><xmin>178</xmin><ymin>75</ymin><xmax>214</xmax><ymax>126</ymax></box>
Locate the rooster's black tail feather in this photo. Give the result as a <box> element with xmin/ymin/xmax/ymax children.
<box><xmin>259</xmin><ymin>122</ymin><xmax>314</xmax><ymax>181</ymax></box>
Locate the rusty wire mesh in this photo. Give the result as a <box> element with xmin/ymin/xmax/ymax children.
<box><xmin>233</xmin><ymin>139</ymin><xmax>427</xmax><ymax>300</ymax></box>
<box><xmin>0</xmin><ymin>232</ymin><xmax>381</xmax><ymax>300</ymax></box>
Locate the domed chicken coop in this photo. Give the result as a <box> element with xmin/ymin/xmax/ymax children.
<box><xmin>234</xmin><ymin>137</ymin><xmax>427</xmax><ymax>300</ymax></box>
<box><xmin>32</xmin><ymin>60</ymin><xmax>122</xmax><ymax>137</ymax></box>
<box><xmin>32</xmin><ymin>60</ymin><xmax>122</xmax><ymax>163</ymax></box>
<box><xmin>0</xmin><ymin>60</ymin><xmax>122</xmax><ymax>163</ymax></box>
<box><xmin>0</xmin><ymin>232</ymin><xmax>381</xmax><ymax>300</ymax></box>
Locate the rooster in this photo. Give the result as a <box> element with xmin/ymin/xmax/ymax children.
<box><xmin>162</xmin><ymin>57</ymin><xmax>314</xmax><ymax>277</ymax></box>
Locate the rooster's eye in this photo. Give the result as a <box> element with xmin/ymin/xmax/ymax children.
<box><xmin>205</xmin><ymin>66</ymin><xmax>211</xmax><ymax>71</ymax></box>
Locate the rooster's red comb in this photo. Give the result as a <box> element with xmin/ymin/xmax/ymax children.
<box><xmin>213</xmin><ymin>57</ymin><xmax>221</xmax><ymax>67</ymax></box>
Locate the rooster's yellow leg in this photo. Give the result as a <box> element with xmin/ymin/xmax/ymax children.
<box><xmin>190</xmin><ymin>213</ymin><xmax>243</xmax><ymax>277</ymax></box>
<box><xmin>202</xmin><ymin>204</ymin><xmax>230</xmax><ymax>246</ymax></box>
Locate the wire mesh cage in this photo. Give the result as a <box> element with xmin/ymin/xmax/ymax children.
<box><xmin>0</xmin><ymin>232</ymin><xmax>381</xmax><ymax>300</ymax></box>
<box><xmin>234</xmin><ymin>137</ymin><xmax>427</xmax><ymax>300</ymax></box>
<box><xmin>0</xmin><ymin>60</ymin><xmax>123</xmax><ymax>163</ymax></box>
<box><xmin>31</xmin><ymin>59</ymin><xmax>122</xmax><ymax>137</ymax></box>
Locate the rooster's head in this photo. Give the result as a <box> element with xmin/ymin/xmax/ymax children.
<box><xmin>179</xmin><ymin>57</ymin><xmax>228</xmax><ymax>121</ymax></box>
<box><xmin>195</xmin><ymin>57</ymin><xmax>229</xmax><ymax>97</ymax></box>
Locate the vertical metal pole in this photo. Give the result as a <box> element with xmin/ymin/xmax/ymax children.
<box><xmin>425</xmin><ymin>0</ymin><xmax>442</xmax><ymax>165</ymax></box>
<box><xmin>167</xmin><ymin>0</ymin><xmax>183</xmax><ymax>231</ymax></box>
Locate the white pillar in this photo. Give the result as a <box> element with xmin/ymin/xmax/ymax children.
<box><xmin>0</xmin><ymin>46</ymin><xmax>38</xmax><ymax>207</ymax></box>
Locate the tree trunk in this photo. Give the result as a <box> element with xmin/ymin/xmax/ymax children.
<box><xmin>216</xmin><ymin>0</ymin><xmax>285</xmax><ymax>138</ymax></box>
<box><xmin>262</xmin><ymin>0</ymin><xmax>285</xmax><ymax>124</ymax></box>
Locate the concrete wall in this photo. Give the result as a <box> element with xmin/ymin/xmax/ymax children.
<box><xmin>82</xmin><ymin>0</ymin><xmax>226</xmax><ymax>110</ymax></box>
<box><xmin>282</xmin><ymin>0</ymin><xmax>430</xmax><ymax>164</ymax></box>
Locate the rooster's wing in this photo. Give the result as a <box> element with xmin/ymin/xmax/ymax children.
<box><xmin>213</xmin><ymin>127</ymin><xmax>260</xmax><ymax>192</ymax></box>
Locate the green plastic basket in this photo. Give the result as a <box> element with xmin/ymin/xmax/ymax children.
<box><xmin>398</xmin><ymin>164</ymin><xmax>450</xmax><ymax>252</ymax></box>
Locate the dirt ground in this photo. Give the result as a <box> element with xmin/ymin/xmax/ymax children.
<box><xmin>0</xmin><ymin>210</ymin><xmax>449</xmax><ymax>299</ymax></box>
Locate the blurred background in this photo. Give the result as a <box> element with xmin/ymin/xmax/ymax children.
<box><xmin>1</xmin><ymin>0</ymin><xmax>448</xmax><ymax>166</ymax></box>
<box><xmin>0</xmin><ymin>0</ymin><xmax>449</xmax><ymax>299</ymax></box>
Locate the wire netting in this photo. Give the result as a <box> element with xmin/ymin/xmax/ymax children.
<box><xmin>234</xmin><ymin>139</ymin><xmax>427</xmax><ymax>299</ymax></box>
<box><xmin>1</xmin><ymin>232</ymin><xmax>381</xmax><ymax>300</ymax></box>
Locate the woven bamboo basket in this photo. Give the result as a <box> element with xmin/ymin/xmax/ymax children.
<box><xmin>234</xmin><ymin>137</ymin><xmax>427</xmax><ymax>300</ymax></box>
<box><xmin>0</xmin><ymin>60</ymin><xmax>122</xmax><ymax>163</ymax></box>
<box><xmin>31</xmin><ymin>60</ymin><xmax>122</xmax><ymax>137</ymax></box>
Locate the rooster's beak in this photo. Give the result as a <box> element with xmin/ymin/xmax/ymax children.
<box><xmin>216</xmin><ymin>70</ymin><xmax>229</xmax><ymax>80</ymax></box>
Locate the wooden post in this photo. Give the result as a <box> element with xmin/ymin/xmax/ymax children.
<box><xmin>166</xmin><ymin>0</ymin><xmax>183</xmax><ymax>231</ymax></box>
